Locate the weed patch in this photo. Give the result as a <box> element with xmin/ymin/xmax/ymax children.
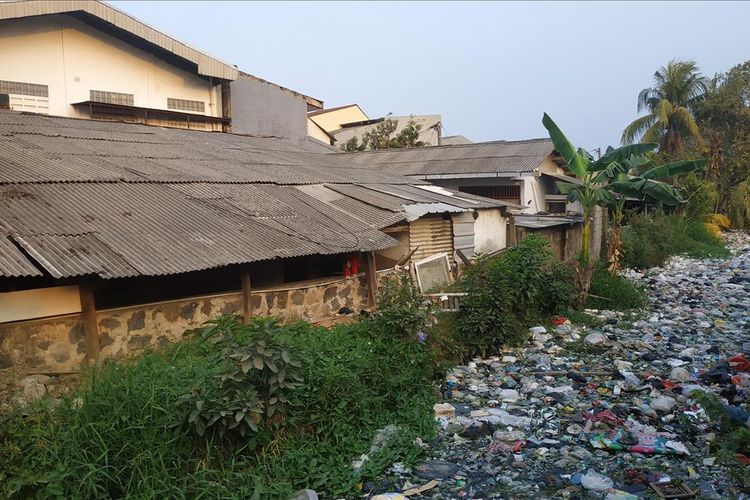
<box><xmin>0</xmin><ymin>316</ymin><xmax>441</xmax><ymax>498</ymax></box>
<box><xmin>621</xmin><ymin>212</ymin><xmax>729</xmax><ymax>269</ymax></box>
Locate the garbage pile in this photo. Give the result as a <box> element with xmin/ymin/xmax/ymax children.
<box><xmin>368</xmin><ymin>232</ymin><xmax>750</xmax><ymax>499</ymax></box>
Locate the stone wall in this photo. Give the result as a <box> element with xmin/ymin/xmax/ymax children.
<box><xmin>0</xmin><ymin>275</ymin><xmax>369</xmax><ymax>374</ymax></box>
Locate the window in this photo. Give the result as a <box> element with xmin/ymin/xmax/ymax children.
<box><xmin>167</xmin><ymin>98</ymin><xmax>205</xmax><ymax>113</ymax></box>
<box><xmin>90</xmin><ymin>90</ymin><xmax>134</xmax><ymax>106</ymax></box>
<box><xmin>546</xmin><ymin>201</ymin><xmax>567</xmax><ymax>214</ymax></box>
<box><xmin>0</xmin><ymin>79</ymin><xmax>48</xmax><ymax>97</ymax></box>
<box><xmin>459</xmin><ymin>185</ymin><xmax>521</xmax><ymax>203</ymax></box>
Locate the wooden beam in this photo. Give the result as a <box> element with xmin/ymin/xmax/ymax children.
<box><xmin>79</xmin><ymin>280</ymin><xmax>99</xmax><ymax>363</ymax></box>
<box><xmin>508</xmin><ymin>213</ymin><xmax>517</xmax><ymax>247</ymax></box>
<box><xmin>364</xmin><ymin>251</ymin><xmax>378</xmax><ymax>308</ymax></box>
<box><xmin>455</xmin><ymin>249</ymin><xmax>472</xmax><ymax>267</ymax></box>
<box><xmin>241</xmin><ymin>269</ymin><xmax>252</xmax><ymax>324</ymax></box>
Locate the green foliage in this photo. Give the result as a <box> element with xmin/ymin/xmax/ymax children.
<box><xmin>676</xmin><ymin>171</ymin><xmax>719</xmax><ymax>220</ymax></box>
<box><xmin>456</xmin><ymin>235</ymin><xmax>575</xmax><ymax>356</ymax></box>
<box><xmin>340</xmin><ymin>118</ymin><xmax>428</xmax><ymax>151</ymax></box>
<box><xmin>587</xmin><ymin>261</ymin><xmax>647</xmax><ymax>310</ymax></box>
<box><xmin>0</xmin><ymin>317</ymin><xmax>440</xmax><ymax>498</ymax></box>
<box><xmin>695</xmin><ymin>60</ymin><xmax>750</xmax><ymax>218</ymax></box>
<box><xmin>728</xmin><ymin>180</ymin><xmax>750</xmax><ymax>229</ymax></box>
<box><xmin>622</xmin><ymin>59</ymin><xmax>707</xmax><ymax>155</ymax></box>
<box><xmin>180</xmin><ymin>316</ymin><xmax>302</xmax><ymax>439</ymax></box>
<box><xmin>374</xmin><ymin>269</ymin><xmax>437</xmax><ymax>340</ymax></box>
<box><xmin>621</xmin><ymin>211</ymin><xmax>729</xmax><ymax>269</ymax></box>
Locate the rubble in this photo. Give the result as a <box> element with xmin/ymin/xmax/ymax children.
<box><xmin>371</xmin><ymin>233</ymin><xmax>750</xmax><ymax>498</ymax></box>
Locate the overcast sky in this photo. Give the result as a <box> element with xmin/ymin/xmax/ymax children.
<box><xmin>111</xmin><ymin>1</ymin><xmax>749</xmax><ymax>150</ymax></box>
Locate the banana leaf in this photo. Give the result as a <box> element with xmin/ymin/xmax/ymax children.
<box><xmin>543</xmin><ymin>113</ymin><xmax>588</xmax><ymax>178</ymax></box>
<box><xmin>640</xmin><ymin>159</ymin><xmax>707</xmax><ymax>179</ymax></box>
<box><xmin>590</xmin><ymin>143</ymin><xmax>657</xmax><ymax>170</ymax></box>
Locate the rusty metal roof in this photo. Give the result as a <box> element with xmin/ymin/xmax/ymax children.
<box><xmin>0</xmin><ymin>111</ymin><xmax>508</xmax><ymax>279</ymax></box>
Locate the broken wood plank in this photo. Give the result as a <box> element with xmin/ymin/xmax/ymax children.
<box><xmin>396</xmin><ymin>245</ymin><xmax>420</xmax><ymax>266</ymax></box>
<box><xmin>455</xmin><ymin>248</ymin><xmax>472</xmax><ymax>267</ymax></box>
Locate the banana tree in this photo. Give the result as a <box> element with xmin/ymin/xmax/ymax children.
<box><xmin>606</xmin><ymin>158</ymin><xmax>707</xmax><ymax>271</ymax></box>
<box><xmin>542</xmin><ymin>113</ymin><xmax>656</xmax><ymax>308</ymax></box>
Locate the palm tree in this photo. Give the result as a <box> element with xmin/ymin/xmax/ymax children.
<box><xmin>622</xmin><ymin>60</ymin><xmax>708</xmax><ymax>156</ymax></box>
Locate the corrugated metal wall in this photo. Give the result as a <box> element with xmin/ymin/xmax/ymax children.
<box><xmin>409</xmin><ymin>216</ymin><xmax>453</xmax><ymax>261</ymax></box>
<box><xmin>451</xmin><ymin>212</ymin><xmax>475</xmax><ymax>260</ymax></box>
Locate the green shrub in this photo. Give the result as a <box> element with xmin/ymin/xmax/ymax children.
<box><xmin>456</xmin><ymin>235</ymin><xmax>575</xmax><ymax>356</ymax></box>
<box><xmin>677</xmin><ymin>172</ymin><xmax>719</xmax><ymax>220</ymax></box>
<box><xmin>587</xmin><ymin>261</ymin><xmax>647</xmax><ymax>310</ymax></box>
<box><xmin>373</xmin><ymin>269</ymin><xmax>436</xmax><ymax>340</ymax></box>
<box><xmin>728</xmin><ymin>180</ymin><xmax>750</xmax><ymax>229</ymax></box>
<box><xmin>621</xmin><ymin>211</ymin><xmax>729</xmax><ymax>269</ymax></box>
<box><xmin>180</xmin><ymin>316</ymin><xmax>302</xmax><ymax>440</ymax></box>
<box><xmin>0</xmin><ymin>316</ymin><xmax>439</xmax><ymax>499</ymax></box>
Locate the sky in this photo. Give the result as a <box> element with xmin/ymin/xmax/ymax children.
<box><xmin>111</xmin><ymin>1</ymin><xmax>750</xmax><ymax>151</ymax></box>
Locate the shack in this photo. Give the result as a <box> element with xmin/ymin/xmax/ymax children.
<box><xmin>0</xmin><ymin>110</ymin><xmax>512</xmax><ymax>374</ymax></box>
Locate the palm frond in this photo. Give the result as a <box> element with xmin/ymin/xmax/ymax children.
<box><xmin>621</xmin><ymin>114</ymin><xmax>657</xmax><ymax>144</ymax></box>
<box><xmin>671</xmin><ymin>106</ymin><xmax>704</xmax><ymax>142</ymax></box>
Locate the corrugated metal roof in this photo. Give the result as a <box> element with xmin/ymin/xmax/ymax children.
<box><xmin>0</xmin><ymin>0</ymin><xmax>239</xmax><ymax>80</ymax></box>
<box><xmin>0</xmin><ymin>236</ymin><xmax>42</xmax><ymax>277</ymax></box>
<box><xmin>514</xmin><ymin>214</ymin><xmax>582</xmax><ymax>229</ymax></box>
<box><xmin>0</xmin><ymin>111</ymin><xmax>508</xmax><ymax>279</ymax></box>
<box><xmin>344</xmin><ymin>139</ymin><xmax>555</xmax><ymax>176</ymax></box>
<box><xmin>14</xmin><ymin>233</ymin><xmax>139</xmax><ymax>279</ymax></box>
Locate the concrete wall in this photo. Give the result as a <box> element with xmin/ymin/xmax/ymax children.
<box><xmin>0</xmin><ymin>15</ymin><xmax>221</xmax><ymax>118</ymax></box>
<box><xmin>474</xmin><ymin>208</ymin><xmax>506</xmax><ymax>254</ymax></box>
<box><xmin>231</xmin><ymin>75</ymin><xmax>308</xmax><ymax>138</ymax></box>
<box><xmin>0</xmin><ymin>286</ymin><xmax>81</xmax><ymax>323</ymax></box>
<box><xmin>308</xmin><ymin>105</ymin><xmax>367</xmax><ymax>133</ymax></box>
<box><xmin>331</xmin><ymin>115</ymin><xmax>441</xmax><ymax>148</ymax></box>
<box><xmin>0</xmin><ymin>275</ymin><xmax>369</xmax><ymax>374</ymax></box>
<box><xmin>308</xmin><ymin>118</ymin><xmax>332</xmax><ymax>144</ymax></box>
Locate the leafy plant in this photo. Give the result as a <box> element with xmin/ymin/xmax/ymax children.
<box><xmin>621</xmin><ymin>211</ymin><xmax>728</xmax><ymax>269</ymax></box>
<box><xmin>728</xmin><ymin>180</ymin><xmax>750</xmax><ymax>229</ymax></box>
<box><xmin>587</xmin><ymin>260</ymin><xmax>647</xmax><ymax>310</ymax></box>
<box><xmin>543</xmin><ymin>113</ymin><xmax>655</xmax><ymax>306</ymax></box>
<box><xmin>180</xmin><ymin>316</ymin><xmax>302</xmax><ymax>439</ymax></box>
<box><xmin>373</xmin><ymin>269</ymin><xmax>437</xmax><ymax>340</ymax></box>
<box><xmin>457</xmin><ymin>235</ymin><xmax>574</xmax><ymax>356</ymax></box>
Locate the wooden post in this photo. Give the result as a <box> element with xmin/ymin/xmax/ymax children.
<box><xmin>79</xmin><ymin>280</ymin><xmax>100</xmax><ymax>363</ymax></box>
<box><xmin>508</xmin><ymin>213</ymin><xmax>517</xmax><ymax>247</ymax></box>
<box><xmin>364</xmin><ymin>251</ymin><xmax>378</xmax><ymax>308</ymax></box>
<box><xmin>241</xmin><ymin>269</ymin><xmax>252</xmax><ymax>324</ymax></box>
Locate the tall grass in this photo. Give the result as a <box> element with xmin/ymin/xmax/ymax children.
<box><xmin>621</xmin><ymin>211</ymin><xmax>729</xmax><ymax>269</ymax></box>
<box><xmin>0</xmin><ymin>320</ymin><xmax>439</xmax><ymax>498</ymax></box>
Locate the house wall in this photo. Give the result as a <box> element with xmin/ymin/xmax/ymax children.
<box><xmin>0</xmin><ymin>15</ymin><xmax>221</xmax><ymax>118</ymax></box>
<box><xmin>474</xmin><ymin>208</ymin><xmax>506</xmax><ymax>254</ymax></box>
<box><xmin>308</xmin><ymin>105</ymin><xmax>368</xmax><ymax>132</ymax></box>
<box><xmin>332</xmin><ymin>115</ymin><xmax>441</xmax><ymax>148</ymax></box>
<box><xmin>517</xmin><ymin>224</ymin><xmax>582</xmax><ymax>262</ymax></box>
<box><xmin>0</xmin><ymin>275</ymin><xmax>369</xmax><ymax>374</ymax></box>
<box><xmin>231</xmin><ymin>75</ymin><xmax>308</xmax><ymax>138</ymax></box>
<box><xmin>0</xmin><ymin>286</ymin><xmax>81</xmax><ymax>323</ymax></box>
<box><xmin>307</xmin><ymin>118</ymin><xmax>332</xmax><ymax>144</ymax></box>
<box><xmin>375</xmin><ymin>228</ymin><xmax>410</xmax><ymax>269</ymax></box>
